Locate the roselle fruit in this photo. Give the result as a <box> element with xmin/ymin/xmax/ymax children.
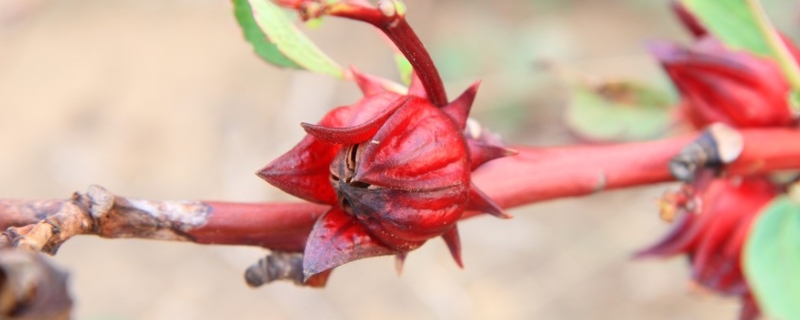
<box><xmin>258</xmin><ymin>69</ymin><xmax>513</xmax><ymax>278</ymax></box>
<box><xmin>638</xmin><ymin>177</ymin><xmax>781</xmax><ymax>320</ymax></box>
<box><xmin>651</xmin><ymin>38</ymin><xmax>795</xmax><ymax>129</ymax></box>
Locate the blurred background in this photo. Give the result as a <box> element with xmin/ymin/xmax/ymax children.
<box><xmin>1</xmin><ymin>0</ymin><xmax>799</xmax><ymax>319</ymax></box>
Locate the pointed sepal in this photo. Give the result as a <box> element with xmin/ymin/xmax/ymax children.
<box><xmin>441</xmin><ymin>81</ymin><xmax>481</xmax><ymax>129</ymax></box>
<box><xmin>467</xmin><ymin>183</ymin><xmax>512</xmax><ymax>219</ymax></box>
<box><xmin>352</xmin><ymin>67</ymin><xmax>389</xmax><ymax>96</ymax></box>
<box><xmin>633</xmin><ymin>212</ymin><xmax>696</xmax><ymax>258</ymax></box>
<box><xmin>303</xmin><ymin>208</ymin><xmax>398</xmax><ymax>280</ymax></box>
<box><xmin>395</xmin><ymin>252</ymin><xmax>407</xmax><ymax>275</ymax></box>
<box><xmin>257</xmin><ymin>107</ymin><xmax>354</xmax><ymax>205</ymax></box>
<box><xmin>301</xmin><ymin>97</ymin><xmax>409</xmax><ymax>145</ymax></box>
<box><xmin>441</xmin><ymin>225</ymin><xmax>463</xmax><ymax>268</ymax></box>
<box><xmin>467</xmin><ymin>139</ymin><xmax>517</xmax><ymax>170</ymax></box>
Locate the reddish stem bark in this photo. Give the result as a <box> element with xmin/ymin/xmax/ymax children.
<box><xmin>469</xmin><ymin>136</ymin><xmax>694</xmax><ymax>212</ymax></box>
<box><xmin>475</xmin><ymin>128</ymin><xmax>800</xmax><ymax>212</ymax></box>
<box><xmin>190</xmin><ymin>128</ymin><xmax>800</xmax><ymax>249</ymax></box>
<box><xmin>191</xmin><ymin>202</ymin><xmax>327</xmax><ymax>252</ymax></box>
<box><xmin>726</xmin><ymin>128</ymin><xmax>800</xmax><ymax>175</ymax></box>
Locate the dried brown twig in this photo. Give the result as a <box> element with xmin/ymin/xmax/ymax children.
<box><xmin>0</xmin><ymin>185</ymin><xmax>209</xmax><ymax>253</ymax></box>
<box><xmin>0</xmin><ymin>185</ymin><xmax>324</xmax><ymax>290</ymax></box>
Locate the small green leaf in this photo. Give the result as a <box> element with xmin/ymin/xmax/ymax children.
<box><xmin>394</xmin><ymin>54</ymin><xmax>413</xmax><ymax>86</ymax></box>
<box><xmin>233</xmin><ymin>0</ymin><xmax>301</xmax><ymax>69</ymax></box>
<box><xmin>744</xmin><ymin>195</ymin><xmax>800</xmax><ymax>320</ymax></box>
<box><xmin>249</xmin><ymin>0</ymin><xmax>344</xmax><ymax>77</ymax></box>
<box><xmin>565</xmin><ymin>82</ymin><xmax>674</xmax><ymax>142</ymax></box>
<box><xmin>680</xmin><ymin>0</ymin><xmax>773</xmax><ymax>57</ymax></box>
<box><xmin>233</xmin><ymin>0</ymin><xmax>344</xmax><ymax>77</ymax></box>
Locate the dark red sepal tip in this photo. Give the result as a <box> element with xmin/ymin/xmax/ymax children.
<box><xmin>303</xmin><ymin>207</ymin><xmax>398</xmax><ymax>280</ymax></box>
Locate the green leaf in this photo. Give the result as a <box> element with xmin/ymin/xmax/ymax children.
<box><xmin>233</xmin><ymin>0</ymin><xmax>301</xmax><ymax>69</ymax></box>
<box><xmin>744</xmin><ymin>195</ymin><xmax>800</xmax><ymax>320</ymax></box>
<box><xmin>394</xmin><ymin>54</ymin><xmax>413</xmax><ymax>86</ymax></box>
<box><xmin>249</xmin><ymin>0</ymin><xmax>344</xmax><ymax>77</ymax></box>
<box><xmin>233</xmin><ymin>0</ymin><xmax>344</xmax><ymax>78</ymax></box>
<box><xmin>680</xmin><ymin>0</ymin><xmax>773</xmax><ymax>57</ymax></box>
<box><xmin>565</xmin><ymin>82</ymin><xmax>674</xmax><ymax>142</ymax></box>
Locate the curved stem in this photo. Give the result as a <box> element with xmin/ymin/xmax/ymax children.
<box><xmin>324</xmin><ymin>2</ymin><xmax>448</xmax><ymax>106</ymax></box>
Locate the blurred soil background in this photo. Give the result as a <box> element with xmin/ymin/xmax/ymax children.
<box><xmin>1</xmin><ymin>0</ymin><xmax>799</xmax><ymax>319</ymax></box>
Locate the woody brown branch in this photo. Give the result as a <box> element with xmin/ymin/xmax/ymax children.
<box><xmin>0</xmin><ymin>185</ymin><xmax>211</xmax><ymax>254</ymax></box>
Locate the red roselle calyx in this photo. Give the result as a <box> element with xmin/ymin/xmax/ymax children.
<box><xmin>637</xmin><ymin>177</ymin><xmax>781</xmax><ymax>320</ymax></box>
<box><xmin>670</xmin><ymin>0</ymin><xmax>800</xmax><ymax>63</ymax></box>
<box><xmin>655</xmin><ymin>4</ymin><xmax>800</xmax><ymax>317</ymax></box>
<box><xmin>650</xmin><ymin>38</ymin><xmax>796</xmax><ymax>129</ymax></box>
<box><xmin>258</xmin><ymin>68</ymin><xmax>514</xmax><ymax>279</ymax></box>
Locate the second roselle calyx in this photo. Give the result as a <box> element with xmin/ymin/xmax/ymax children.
<box><xmin>258</xmin><ymin>69</ymin><xmax>514</xmax><ymax>278</ymax></box>
<box><xmin>637</xmin><ymin>177</ymin><xmax>781</xmax><ymax>320</ymax></box>
<box><xmin>651</xmin><ymin>38</ymin><xmax>795</xmax><ymax>129</ymax></box>
<box><xmin>646</xmin><ymin>4</ymin><xmax>800</xmax><ymax>318</ymax></box>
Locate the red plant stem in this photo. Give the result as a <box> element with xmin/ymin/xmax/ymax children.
<box><xmin>469</xmin><ymin>136</ymin><xmax>694</xmax><ymax>213</ymax></box>
<box><xmin>726</xmin><ymin>128</ymin><xmax>800</xmax><ymax>175</ymax></box>
<box><xmin>191</xmin><ymin>202</ymin><xmax>328</xmax><ymax>252</ymax></box>
<box><xmin>476</xmin><ymin>128</ymin><xmax>800</xmax><ymax>212</ymax></box>
<box><xmin>326</xmin><ymin>3</ymin><xmax>448</xmax><ymax>106</ymax></box>
<box><xmin>385</xmin><ymin>20</ymin><xmax>445</xmax><ymax>104</ymax></box>
<box><xmin>185</xmin><ymin>128</ymin><xmax>800</xmax><ymax>249</ymax></box>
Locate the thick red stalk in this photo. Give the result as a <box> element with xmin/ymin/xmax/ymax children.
<box><xmin>470</xmin><ymin>136</ymin><xmax>694</xmax><ymax>213</ymax></box>
<box><xmin>475</xmin><ymin>128</ymin><xmax>800</xmax><ymax>213</ymax></box>
<box><xmin>726</xmin><ymin>128</ymin><xmax>800</xmax><ymax>175</ymax></box>
<box><xmin>184</xmin><ymin>128</ymin><xmax>800</xmax><ymax>250</ymax></box>
<box><xmin>190</xmin><ymin>202</ymin><xmax>328</xmax><ymax>252</ymax></box>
